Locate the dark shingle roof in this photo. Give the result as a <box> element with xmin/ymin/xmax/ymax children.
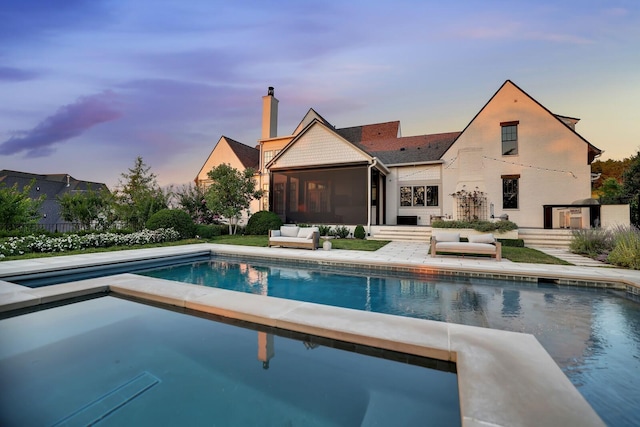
<box><xmin>0</xmin><ymin>170</ymin><xmax>109</xmax><ymax>224</ymax></box>
<box><xmin>224</xmin><ymin>136</ymin><xmax>260</xmax><ymax>169</ymax></box>
<box><xmin>366</xmin><ymin>132</ymin><xmax>461</xmax><ymax>165</ymax></box>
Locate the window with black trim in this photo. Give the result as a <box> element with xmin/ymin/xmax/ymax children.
<box><xmin>502</xmin><ymin>175</ymin><xmax>519</xmax><ymax>209</ymax></box>
<box><xmin>400</xmin><ymin>185</ymin><xmax>438</xmax><ymax>207</ymax></box>
<box><xmin>501</xmin><ymin>121</ymin><xmax>519</xmax><ymax>155</ymax></box>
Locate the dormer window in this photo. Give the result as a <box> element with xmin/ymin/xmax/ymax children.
<box><xmin>501</xmin><ymin>121</ymin><xmax>519</xmax><ymax>155</ymax></box>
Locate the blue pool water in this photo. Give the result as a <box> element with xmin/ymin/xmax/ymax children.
<box><xmin>0</xmin><ymin>296</ymin><xmax>459</xmax><ymax>426</ymax></box>
<box><xmin>141</xmin><ymin>258</ymin><xmax>640</xmax><ymax>427</ymax></box>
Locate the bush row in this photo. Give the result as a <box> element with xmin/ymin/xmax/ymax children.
<box><xmin>0</xmin><ymin>228</ymin><xmax>181</xmax><ymax>258</ymax></box>
<box><xmin>570</xmin><ymin>225</ymin><xmax>640</xmax><ymax>269</ymax></box>
<box><xmin>431</xmin><ymin>219</ymin><xmax>518</xmax><ymax>232</ymax></box>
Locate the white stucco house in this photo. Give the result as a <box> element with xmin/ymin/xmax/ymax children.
<box><xmin>197</xmin><ymin>81</ymin><xmax>611</xmax><ymax>230</ymax></box>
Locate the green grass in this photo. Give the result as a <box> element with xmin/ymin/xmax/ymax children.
<box><xmin>1</xmin><ymin>234</ymin><xmax>570</xmax><ymax>265</ymax></box>
<box><xmin>322</xmin><ymin>238</ymin><xmax>389</xmax><ymax>251</ymax></box>
<box><xmin>209</xmin><ymin>235</ymin><xmax>390</xmax><ymax>251</ymax></box>
<box><xmin>502</xmin><ymin>246</ymin><xmax>572</xmax><ymax>265</ymax></box>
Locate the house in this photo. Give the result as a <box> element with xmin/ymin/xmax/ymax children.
<box><xmin>0</xmin><ymin>170</ymin><xmax>109</xmax><ymax>230</ymax></box>
<box><xmin>197</xmin><ymin>81</ymin><xmax>606</xmax><ymax>229</ymax></box>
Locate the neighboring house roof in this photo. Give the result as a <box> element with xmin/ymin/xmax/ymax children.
<box><xmin>449</xmin><ymin>80</ymin><xmax>602</xmax><ymax>163</ymax></box>
<box><xmin>0</xmin><ymin>169</ymin><xmax>109</xmax><ymax>224</ymax></box>
<box><xmin>224</xmin><ymin>136</ymin><xmax>260</xmax><ymax>169</ymax></box>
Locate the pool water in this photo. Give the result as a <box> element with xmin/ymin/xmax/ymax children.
<box><xmin>141</xmin><ymin>258</ymin><xmax>640</xmax><ymax>427</ymax></box>
<box><xmin>0</xmin><ymin>296</ymin><xmax>460</xmax><ymax>427</ymax></box>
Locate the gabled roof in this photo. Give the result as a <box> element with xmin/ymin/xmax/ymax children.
<box><xmin>269</xmin><ymin>118</ymin><xmax>387</xmax><ymax>172</ymax></box>
<box><xmin>450</xmin><ymin>80</ymin><xmax>602</xmax><ymax>163</ymax></box>
<box><xmin>224</xmin><ymin>136</ymin><xmax>260</xmax><ymax>169</ymax></box>
<box><xmin>292</xmin><ymin>108</ymin><xmax>333</xmax><ymax>135</ymax></box>
<box><xmin>0</xmin><ymin>169</ymin><xmax>109</xmax><ymax>224</ymax></box>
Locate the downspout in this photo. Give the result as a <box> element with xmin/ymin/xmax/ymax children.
<box><xmin>367</xmin><ymin>157</ymin><xmax>378</xmax><ymax>236</ymax></box>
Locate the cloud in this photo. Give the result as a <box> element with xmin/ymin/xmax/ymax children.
<box><xmin>0</xmin><ymin>66</ymin><xmax>40</xmax><ymax>81</ymax></box>
<box><xmin>0</xmin><ymin>91</ymin><xmax>121</xmax><ymax>157</ymax></box>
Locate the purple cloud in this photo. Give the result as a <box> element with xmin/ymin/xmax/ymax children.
<box><xmin>0</xmin><ymin>91</ymin><xmax>121</xmax><ymax>157</ymax></box>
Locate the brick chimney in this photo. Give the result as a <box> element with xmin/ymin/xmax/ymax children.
<box><xmin>261</xmin><ymin>86</ymin><xmax>278</xmax><ymax>139</ymax></box>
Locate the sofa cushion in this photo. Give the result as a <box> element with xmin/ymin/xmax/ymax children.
<box><xmin>297</xmin><ymin>228</ymin><xmax>313</xmax><ymax>239</ymax></box>
<box><xmin>434</xmin><ymin>232</ymin><xmax>460</xmax><ymax>242</ymax></box>
<box><xmin>280</xmin><ymin>226</ymin><xmax>300</xmax><ymax>238</ymax></box>
<box><xmin>468</xmin><ymin>233</ymin><xmax>495</xmax><ymax>244</ymax></box>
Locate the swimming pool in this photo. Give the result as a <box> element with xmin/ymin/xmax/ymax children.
<box><xmin>0</xmin><ymin>296</ymin><xmax>460</xmax><ymax>426</ymax></box>
<box><xmin>141</xmin><ymin>257</ymin><xmax>640</xmax><ymax>427</ymax></box>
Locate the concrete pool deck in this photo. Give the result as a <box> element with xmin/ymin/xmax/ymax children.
<box><xmin>3</xmin><ymin>242</ymin><xmax>638</xmax><ymax>426</ymax></box>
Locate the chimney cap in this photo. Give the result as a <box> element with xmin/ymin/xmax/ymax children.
<box><xmin>267</xmin><ymin>86</ymin><xmax>274</xmax><ymax>96</ymax></box>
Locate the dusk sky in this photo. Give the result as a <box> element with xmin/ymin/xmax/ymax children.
<box><xmin>1</xmin><ymin>0</ymin><xmax>638</xmax><ymax>189</ymax></box>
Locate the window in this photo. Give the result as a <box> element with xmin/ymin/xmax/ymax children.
<box><xmin>501</xmin><ymin>121</ymin><xmax>519</xmax><ymax>155</ymax></box>
<box><xmin>400</xmin><ymin>185</ymin><xmax>438</xmax><ymax>207</ymax></box>
<box><xmin>263</xmin><ymin>149</ymin><xmax>281</xmax><ymax>167</ymax></box>
<box><xmin>502</xmin><ymin>175</ymin><xmax>519</xmax><ymax>209</ymax></box>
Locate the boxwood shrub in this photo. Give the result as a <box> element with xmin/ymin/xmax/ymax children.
<box><xmin>146</xmin><ymin>209</ymin><xmax>196</xmax><ymax>239</ymax></box>
<box><xmin>245</xmin><ymin>211</ymin><xmax>283</xmax><ymax>235</ymax></box>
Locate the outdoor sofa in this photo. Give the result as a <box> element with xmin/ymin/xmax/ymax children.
<box><xmin>268</xmin><ymin>225</ymin><xmax>320</xmax><ymax>250</ymax></box>
<box><xmin>430</xmin><ymin>231</ymin><xmax>502</xmax><ymax>261</ymax></box>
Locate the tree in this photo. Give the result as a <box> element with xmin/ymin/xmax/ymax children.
<box><xmin>204</xmin><ymin>164</ymin><xmax>262</xmax><ymax>235</ymax></box>
<box><xmin>114</xmin><ymin>156</ymin><xmax>170</xmax><ymax>230</ymax></box>
<box><xmin>591</xmin><ymin>158</ymin><xmax>633</xmax><ymax>190</ymax></box>
<box><xmin>0</xmin><ymin>180</ymin><xmax>44</xmax><ymax>230</ymax></box>
<box><xmin>621</xmin><ymin>150</ymin><xmax>640</xmax><ymax>226</ymax></box>
<box><xmin>597</xmin><ymin>177</ymin><xmax>624</xmax><ymax>205</ymax></box>
<box><xmin>175</xmin><ymin>183</ymin><xmax>217</xmax><ymax>224</ymax></box>
<box><xmin>57</xmin><ymin>186</ymin><xmax>113</xmax><ymax>230</ymax></box>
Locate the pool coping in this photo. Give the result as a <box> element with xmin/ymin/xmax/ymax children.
<box><xmin>0</xmin><ymin>243</ymin><xmax>624</xmax><ymax>427</ymax></box>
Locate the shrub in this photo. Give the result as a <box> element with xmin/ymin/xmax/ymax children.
<box><xmin>146</xmin><ymin>209</ymin><xmax>196</xmax><ymax>239</ymax></box>
<box><xmin>570</xmin><ymin>228</ymin><xmax>613</xmax><ymax>257</ymax></box>
<box><xmin>245</xmin><ymin>211</ymin><xmax>283</xmax><ymax>235</ymax></box>
<box><xmin>195</xmin><ymin>224</ymin><xmax>222</xmax><ymax>239</ymax></box>
<box><xmin>431</xmin><ymin>219</ymin><xmax>518</xmax><ymax>232</ymax></box>
<box><xmin>317</xmin><ymin>225</ymin><xmax>332</xmax><ymax>236</ymax></box>
<box><xmin>333</xmin><ymin>225</ymin><xmax>350</xmax><ymax>238</ymax></box>
<box><xmin>498</xmin><ymin>238</ymin><xmax>525</xmax><ymax>247</ymax></box>
<box><xmin>354</xmin><ymin>225</ymin><xmax>366</xmax><ymax>239</ymax></box>
<box><xmin>607</xmin><ymin>225</ymin><xmax>640</xmax><ymax>270</ymax></box>
<box><xmin>0</xmin><ymin>228</ymin><xmax>181</xmax><ymax>257</ymax></box>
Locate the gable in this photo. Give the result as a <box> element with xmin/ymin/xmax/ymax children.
<box><xmin>195</xmin><ymin>136</ymin><xmax>259</xmax><ymax>183</ymax></box>
<box><xmin>292</xmin><ymin>109</ymin><xmax>333</xmax><ymax>135</ymax></box>
<box><xmin>270</xmin><ymin>122</ymin><xmax>371</xmax><ymax>169</ymax></box>
<box><xmin>444</xmin><ymin>80</ymin><xmax>601</xmax><ymax>163</ymax></box>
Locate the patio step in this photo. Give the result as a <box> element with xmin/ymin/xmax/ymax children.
<box><xmin>368</xmin><ymin>226</ymin><xmax>430</xmax><ymax>242</ymax></box>
<box><xmin>518</xmin><ymin>228</ymin><xmax>574</xmax><ymax>249</ymax></box>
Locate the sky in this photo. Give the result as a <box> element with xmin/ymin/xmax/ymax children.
<box><xmin>1</xmin><ymin>0</ymin><xmax>639</xmax><ymax>190</ymax></box>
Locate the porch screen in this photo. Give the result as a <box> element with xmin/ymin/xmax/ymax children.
<box><xmin>271</xmin><ymin>166</ymin><xmax>367</xmax><ymax>224</ymax></box>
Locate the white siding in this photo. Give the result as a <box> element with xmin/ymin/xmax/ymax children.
<box><xmin>441</xmin><ymin>81</ymin><xmax>593</xmax><ymax>228</ymax></box>
<box><xmin>271</xmin><ymin>124</ymin><xmax>369</xmax><ymax>168</ymax></box>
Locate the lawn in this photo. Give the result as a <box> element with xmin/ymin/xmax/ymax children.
<box><xmin>0</xmin><ymin>234</ymin><xmax>570</xmax><ymax>265</ymax></box>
